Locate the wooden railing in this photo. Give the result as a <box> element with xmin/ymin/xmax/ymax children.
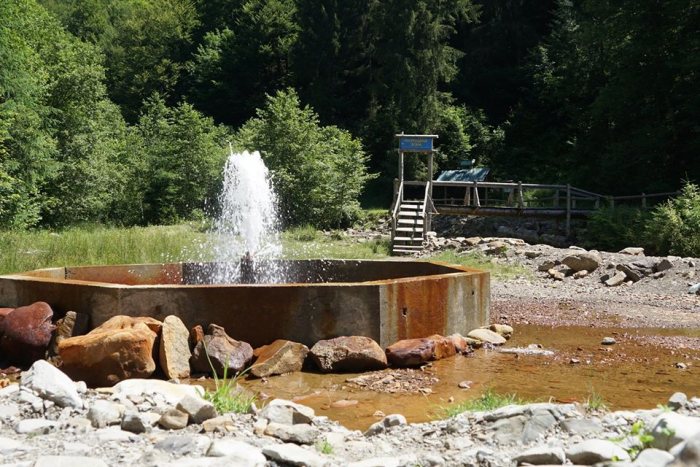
<box><xmin>413</xmin><ymin>180</ymin><xmax>680</xmax><ymax>235</ymax></box>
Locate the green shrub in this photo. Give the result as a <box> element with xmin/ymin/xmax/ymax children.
<box><xmin>645</xmin><ymin>182</ymin><xmax>700</xmax><ymax>257</ymax></box>
<box><xmin>584</xmin><ymin>206</ymin><xmax>651</xmax><ymax>252</ymax></box>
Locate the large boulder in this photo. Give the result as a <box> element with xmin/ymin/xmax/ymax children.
<box><xmin>159</xmin><ymin>315</ymin><xmax>191</xmax><ymax>380</ymax></box>
<box><xmin>310</xmin><ymin>336</ymin><xmax>387</xmax><ymax>373</ymax></box>
<box><xmin>385</xmin><ymin>335</ymin><xmax>457</xmax><ymax>367</ymax></box>
<box><xmin>190</xmin><ymin>324</ymin><xmax>253</xmax><ymax>377</ymax></box>
<box><xmin>58</xmin><ymin>316</ymin><xmax>162</xmax><ymax>387</ymax></box>
<box><xmin>561</xmin><ymin>252</ymin><xmax>602</xmax><ymax>272</ymax></box>
<box><xmin>385</xmin><ymin>338</ymin><xmax>435</xmax><ymax>367</ymax></box>
<box><xmin>251</xmin><ymin>340</ymin><xmax>309</xmax><ymax>378</ymax></box>
<box><xmin>0</xmin><ymin>302</ymin><xmax>55</xmax><ymax>366</ymax></box>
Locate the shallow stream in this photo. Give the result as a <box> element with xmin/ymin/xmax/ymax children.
<box><xmin>214</xmin><ymin>325</ymin><xmax>700</xmax><ymax>431</ymax></box>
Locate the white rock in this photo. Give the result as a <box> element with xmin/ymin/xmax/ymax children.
<box><xmin>206</xmin><ymin>439</ymin><xmax>266</xmax><ymax>466</ymax></box>
<box><xmin>668</xmin><ymin>392</ymin><xmax>688</xmax><ymax>410</ymax></box>
<box><xmin>262</xmin><ymin>443</ymin><xmax>329</xmax><ymax>467</ymax></box>
<box><xmin>0</xmin><ymin>403</ymin><xmax>20</xmax><ymax>419</ymax></box>
<box><xmin>62</xmin><ymin>442</ymin><xmax>92</xmax><ymax>456</ymax></box>
<box><xmin>0</xmin><ymin>436</ymin><xmax>31</xmax><ymax>455</ymax></box>
<box><xmin>0</xmin><ymin>384</ymin><xmax>20</xmax><ymax>398</ymax></box>
<box><xmin>348</xmin><ymin>458</ymin><xmax>400</xmax><ymax>467</ymax></box>
<box><xmin>87</xmin><ymin>400</ymin><xmax>124</xmax><ymax>428</ymax></box>
<box><xmin>176</xmin><ymin>394</ymin><xmax>217</xmax><ymax>424</ymax></box>
<box><xmin>34</xmin><ymin>456</ymin><xmax>108</xmax><ymax>467</ymax></box>
<box><xmin>467</xmin><ymin>328</ymin><xmax>506</xmax><ymax>345</ymax></box>
<box><xmin>630</xmin><ymin>448</ymin><xmax>673</xmax><ymax>466</ymax></box>
<box><xmin>649</xmin><ymin>412</ymin><xmax>700</xmax><ymax>450</ymax></box>
<box><xmin>513</xmin><ymin>445</ymin><xmax>566</xmax><ymax>465</ymax></box>
<box><xmin>259</xmin><ymin>399</ymin><xmax>315</xmax><ymax>425</ymax></box>
<box><xmin>566</xmin><ymin>439</ymin><xmax>630</xmax><ymax>464</ymax></box>
<box><xmin>111</xmin><ymin>379</ymin><xmax>204</xmax><ymax>406</ymax></box>
<box><xmin>121</xmin><ymin>411</ymin><xmax>153</xmax><ymax>433</ymax></box>
<box><xmin>266</xmin><ymin>422</ymin><xmax>320</xmax><ymax>444</ymax></box>
<box><xmin>364</xmin><ymin>414</ymin><xmax>407</xmax><ymax>436</ymax></box>
<box><xmin>20</xmin><ymin>360</ymin><xmax>82</xmax><ymax>409</ymax></box>
<box><xmin>95</xmin><ymin>427</ymin><xmax>138</xmax><ymax>443</ymax></box>
<box><xmin>14</xmin><ymin>418</ymin><xmax>58</xmax><ymax>435</ymax></box>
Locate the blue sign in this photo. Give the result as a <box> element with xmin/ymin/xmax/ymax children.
<box><xmin>399</xmin><ymin>136</ymin><xmax>434</xmax><ymax>152</ymax></box>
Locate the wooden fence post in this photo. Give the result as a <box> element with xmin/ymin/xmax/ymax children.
<box><xmin>566</xmin><ymin>184</ymin><xmax>571</xmax><ymax>237</ymax></box>
<box><xmin>518</xmin><ymin>181</ymin><xmax>524</xmax><ymax>209</ymax></box>
<box><xmin>642</xmin><ymin>193</ymin><xmax>646</xmax><ymax>208</ymax></box>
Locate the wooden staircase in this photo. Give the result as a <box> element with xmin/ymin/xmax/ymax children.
<box><xmin>391</xmin><ymin>200</ymin><xmax>426</xmax><ymax>255</ymax></box>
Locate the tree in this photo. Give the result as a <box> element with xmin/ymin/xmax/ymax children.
<box><xmin>235</xmin><ymin>89</ymin><xmax>375</xmax><ymax>227</ymax></box>
<box><xmin>135</xmin><ymin>95</ymin><xmax>230</xmax><ymax>224</ymax></box>
<box><xmin>188</xmin><ymin>0</ymin><xmax>298</xmax><ymax>127</ymax></box>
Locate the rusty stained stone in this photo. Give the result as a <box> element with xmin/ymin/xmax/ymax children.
<box><xmin>310</xmin><ymin>336</ymin><xmax>387</xmax><ymax>373</ymax></box>
<box><xmin>47</xmin><ymin>311</ymin><xmax>89</xmax><ymax>361</ymax></box>
<box><xmin>251</xmin><ymin>339</ymin><xmax>309</xmax><ymax>378</ymax></box>
<box><xmin>190</xmin><ymin>325</ymin><xmax>204</xmax><ymax>347</ymax></box>
<box><xmin>427</xmin><ymin>334</ymin><xmax>457</xmax><ymax>360</ymax></box>
<box><xmin>0</xmin><ymin>302</ymin><xmax>55</xmax><ymax>366</ymax></box>
<box><xmin>58</xmin><ymin>315</ymin><xmax>161</xmax><ymax>387</ymax></box>
<box><xmin>385</xmin><ymin>338</ymin><xmax>435</xmax><ymax>367</ymax></box>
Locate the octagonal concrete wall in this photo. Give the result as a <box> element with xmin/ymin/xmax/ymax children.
<box><xmin>0</xmin><ymin>260</ymin><xmax>489</xmax><ymax>348</ymax></box>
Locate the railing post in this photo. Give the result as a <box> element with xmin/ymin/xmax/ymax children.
<box><xmin>474</xmin><ymin>181</ymin><xmax>481</xmax><ymax>207</ymax></box>
<box><xmin>642</xmin><ymin>193</ymin><xmax>646</xmax><ymax>208</ymax></box>
<box><xmin>518</xmin><ymin>181</ymin><xmax>524</xmax><ymax>209</ymax></box>
<box><xmin>610</xmin><ymin>197</ymin><xmax>615</xmax><ymax>209</ymax></box>
<box><xmin>566</xmin><ymin>184</ymin><xmax>571</xmax><ymax>237</ymax></box>
<box><xmin>392</xmin><ymin>178</ymin><xmax>399</xmax><ymax>208</ymax></box>
<box><xmin>554</xmin><ymin>189</ymin><xmax>559</xmax><ymax>209</ymax></box>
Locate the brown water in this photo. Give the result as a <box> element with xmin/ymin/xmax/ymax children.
<box><xmin>205</xmin><ymin>325</ymin><xmax>700</xmax><ymax>431</ymax></box>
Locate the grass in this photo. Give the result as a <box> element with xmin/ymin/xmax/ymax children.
<box><xmin>585</xmin><ymin>384</ymin><xmax>608</xmax><ymax>411</ymax></box>
<box><xmin>425</xmin><ymin>249</ymin><xmax>531</xmax><ymax>280</ymax></box>
<box><xmin>439</xmin><ymin>386</ymin><xmax>529</xmax><ymax>418</ymax></box>
<box><xmin>200</xmin><ymin>344</ymin><xmax>257</xmax><ymax>414</ymax></box>
<box><xmin>0</xmin><ymin>223</ymin><xmax>209</xmax><ymax>275</ymax></box>
<box><xmin>315</xmin><ymin>439</ymin><xmax>334</xmax><ymax>455</ymax></box>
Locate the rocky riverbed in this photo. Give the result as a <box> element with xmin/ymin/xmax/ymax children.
<box><xmin>2</xmin><ymin>358</ymin><xmax>700</xmax><ymax>467</ymax></box>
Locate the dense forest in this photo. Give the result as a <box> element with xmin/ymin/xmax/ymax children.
<box><xmin>1</xmin><ymin>0</ymin><xmax>698</xmax><ymax>229</ymax></box>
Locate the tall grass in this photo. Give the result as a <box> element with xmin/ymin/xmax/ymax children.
<box><xmin>0</xmin><ymin>224</ymin><xmax>210</xmax><ymax>275</ymax></box>
<box><xmin>0</xmin><ymin>223</ymin><xmax>392</xmax><ymax>275</ymax></box>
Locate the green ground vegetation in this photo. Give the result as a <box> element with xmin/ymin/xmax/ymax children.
<box><xmin>440</xmin><ymin>387</ymin><xmax>529</xmax><ymax>418</ymax></box>
<box><xmin>425</xmin><ymin>250</ymin><xmax>531</xmax><ymax>280</ymax></box>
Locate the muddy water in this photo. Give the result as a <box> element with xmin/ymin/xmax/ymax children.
<box><xmin>213</xmin><ymin>325</ymin><xmax>700</xmax><ymax>431</ymax></box>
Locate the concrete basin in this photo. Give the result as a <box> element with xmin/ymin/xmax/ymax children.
<box><xmin>0</xmin><ymin>260</ymin><xmax>489</xmax><ymax>348</ymax></box>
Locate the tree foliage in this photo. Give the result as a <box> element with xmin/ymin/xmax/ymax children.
<box><xmin>235</xmin><ymin>89</ymin><xmax>374</xmax><ymax>227</ymax></box>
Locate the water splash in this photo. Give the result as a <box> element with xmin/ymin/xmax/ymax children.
<box><xmin>201</xmin><ymin>148</ymin><xmax>285</xmax><ymax>283</ymax></box>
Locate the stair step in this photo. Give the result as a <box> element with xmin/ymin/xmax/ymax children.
<box><xmin>393</xmin><ymin>245</ymin><xmax>424</xmax><ymax>250</ymax></box>
<box><xmin>398</xmin><ymin>218</ymin><xmax>424</xmax><ymax>225</ymax></box>
<box><xmin>396</xmin><ymin>227</ymin><xmax>423</xmax><ymax>234</ymax></box>
<box><xmin>398</xmin><ymin>211</ymin><xmax>423</xmax><ymax>217</ymax></box>
<box><xmin>399</xmin><ymin>204</ymin><xmax>424</xmax><ymax>211</ymax></box>
<box><xmin>393</xmin><ymin>236</ymin><xmax>424</xmax><ymax>242</ymax></box>
<box><xmin>392</xmin><ymin>249</ymin><xmax>421</xmax><ymax>255</ymax></box>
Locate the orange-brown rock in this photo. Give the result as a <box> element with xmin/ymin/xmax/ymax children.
<box><xmin>0</xmin><ymin>302</ymin><xmax>55</xmax><ymax>366</ymax></box>
<box><xmin>386</xmin><ymin>335</ymin><xmax>458</xmax><ymax>367</ymax></box>
<box><xmin>310</xmin><ymin>336</ymin><xmax>387</xmax><ymax>373</ymax></box>
<box><xmin>251</xmin><ymin>339</ymin><xmax>309</xmax><ymax>378</ymax></box>
<box><xmin>58</xmin><ymin>315</ymin><xmax>162</xmax><ymax>387</ymax></box>
<box><xmin>190</xmin><ymin>324</ymin><xmax>253</xmax><ymax>377</ymax></box>
<box><xmin>190</xmin><ymin>325</ymin><xmax>204</xmax><ymax>347</ymax></box>
<box><xmin>427</xmin><ymin>334</ymin><xmax>458</xmax><ymax>360</ymax></box>
<box><xmin>385</xmin><ymin>338</ymin><xmax>435</xmax><ymax>367</ymax></box>
<box><xmin>446</xmin><ymin>334</ymin><xmax>469</xmax><ymax>353</ymax></box>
